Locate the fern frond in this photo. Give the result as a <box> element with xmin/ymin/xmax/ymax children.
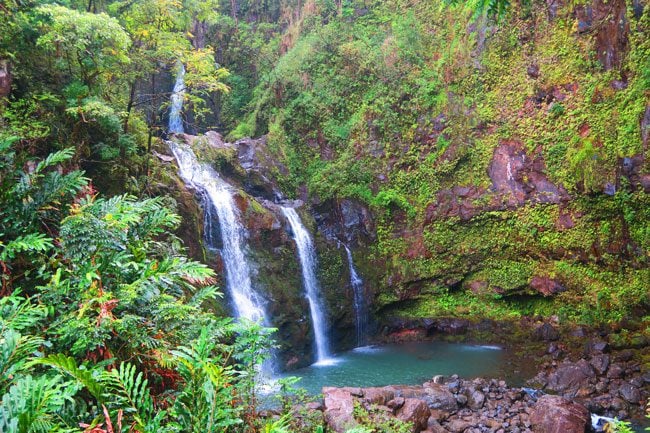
<box><xmin>0</xmin><ymin>374</ymin><xmax>77</xmax><ymax>433</ymax></box>
<box><xmin>104</xmin><ymin>363</ymin><xmax>154</xmax><ymax>430</ymax></box>
<box><xmin>0</xmin><ymin>293</ymin><xmax>47</xmax><ymax>333</ymax></box>
<box><xmin>0</xmin><ymin>233</ymin><xmax>53</xmax><ymax>261</ymax></box>
<box><xmin>28</xmin><ymin>354</ymin><xmax>104</xmax><ymax>403</ymax></box>
<box><xmin>0</xmin><ymin>330</ymin><xmax>47</xmax><ymax>390</ymax></box>
<box><xmin>34</xmin><ymin>148</ymin><xmax>75</xmax><ymax>174</ymax></box>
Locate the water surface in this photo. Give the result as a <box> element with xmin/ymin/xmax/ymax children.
<box><xmin>276</xmin><ymin>341</ymin><xmax>508</xmax><ymax>396</ymax></box>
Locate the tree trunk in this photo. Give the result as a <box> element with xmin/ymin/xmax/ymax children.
<box><xmin>123</xmin><ymin>80</ymin><xmax>137</xmax><ymax>133</ymax></box>
<box><xmin>231</xmin><ymin>0</ymin><xmax>238</xmax><ymax>26</ymax></box>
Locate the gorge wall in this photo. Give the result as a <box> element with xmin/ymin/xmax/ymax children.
<box><xmin>156</xmin><ymin>0</ymin><xmax>649</xmax><ymax>368</ymax></box>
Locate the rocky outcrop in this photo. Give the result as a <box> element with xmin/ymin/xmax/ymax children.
<box><xmin>0</xmin><ymin>60</ymin><xmax>10</xmax><ymax>99</ymax></box>
<box><xmin>530</xmin><ymin>395</ymin><xmax>590</xmax><ymax>433</ymax></box>
<box><xmin>425</xmin><ymin>140</ymin><xmax>568</xmax><ymax>223</ymax></box>
<box><xmin>488</xmin><ymin>140</ymin><xmax>568</xmax><ymax>207</ymax></box>
<box><xmin>530</xmin><ymin>276</ymin><xmax>567</xmax><ymax>297</ymax></box>
<box><xmin>323</xmin><ymin>387</ymin><xmax>359</xmax><ymax>432</ymax></box>
<box><xmin>575</xmin><ymin>0</ymin><xmax>629</xmax><ymax>71</ymax></box>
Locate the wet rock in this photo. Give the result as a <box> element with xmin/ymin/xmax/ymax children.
<box><xmin>533</xmin><ymin>323</ymin><xmax>560</xmax><ymax>341</ymax></box>
<box><xmin>618</xmin><ymin>383</ymin><xmax>641</xmax><ymax>404</ymax></box>
<box><xmin>387</xmin><ymin>397</ymin><xmax>406</xmax><ymax>411</ymax></box>
<box><xmin>313</xmin><ymin>198</ymin><xmax>375</xmax><ymax>245</ymax></box>
<box><xmin>589</xmin><ymin>354</ymin><xmax>610</xmax><ymax>375</ymax></box>
<box><xmin>0</xmin><ymin>60</ymin><xmax>10</xmax><ymax>99</ymax></box>
<box><xmin>397</xmin><ymin>398</ymin><xmax>432</xmax><ymax>433</ymax></box>
<box><xmin>530</xmin><ymin>276</ymin><xmax>567</xmax><ymax>296</ymax></box>
<box><xmin>363</xmin><ymin>387</ymin><xmax>395</xmax><ymax>405</ymax></box>
<box><xmin>323</xmin><ymin>387</ymin><xmax>358</xmax><ymax>432</ymax></box>
<box><xmin>435</xmin><ymin>318</ymin><xmax>471</xmax><ymax>335</ymax></box>
<box><xmin>466</xmin><ymin>388</ymin><xmax>486</xmax><ymax>410</ymax></box>
<box><xmin>235</xmin><ymin>136</ymin><xmax>286</xmax><ymax>200</ymax></box>
<box><xmin>546</xmin><ymin>360</ymin><xmax>594</xmax><ymax>396</ymax></box>
<box><xmin>530</xmin><ymin>395</ymin><xmax>590</xmax><ymax>433</ymax></box>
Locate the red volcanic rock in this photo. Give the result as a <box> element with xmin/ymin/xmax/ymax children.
<box><xmin>396</xmin><ymin>398</ymin><xmax>431</xmax><ymax>433</ymax></box>
<box><xmin>0</xmin><ymin>60</ymin><xmax>10</xmax><ymax>99</ymax></box>
<box><xmin>530</xmin><ymin>395</ymin><xmax>590</xmax><ymax>433</ymax></box>
<box><xmin>323</xmin><ymin>387</ymin><xmax>358</xmax><ymax>432</ymax></box>
<box><xmin>530</xmin><ymin>276</ymin><xmax>567</xmax><ymax>296</ymax></box>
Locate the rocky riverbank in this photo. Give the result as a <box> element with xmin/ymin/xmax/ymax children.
<box><xmin>272</xmin><ymin>317</ymin><xmax>649</xmax><ymax>433</ymax></box>
<box><xmin>319</xmin><ymin>378</ymin><xmax>592</xmax><ymax>433</ymax></box>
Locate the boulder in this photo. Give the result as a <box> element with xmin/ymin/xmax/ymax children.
<box><xmin>424</xmin><ymin>384</ymin><xmax>460</xmax><ymax>411</ymax></box>
<box><xmin>446</xmin><ymin>419</ymin><xmax>473</xmax><ymax>433</ymax></box>
<box><xmin>530</xmin><ymin>395</ymin><xmax>590</xmax><ymax>433</ymax></box>
<box><xmin>396</xmin><ymin>398</ymin><xmax>432</xmax><ymax>433</ymax></box>
<box><xmin>363</xmin><ymin>387</ymin><xmax>395</xmax><ymax>405</ymax></box>
<box><xmin>546</xmin><ymin>360</ymin><xmax>595</xmax><ymax>396</ymax></box>
<box><xmin>387</xmin><ymin>397</ymin><xmax>406</xmax><ymax>411</ymax></box>
<box><xmin>618</xmin><ymin>382</ymin><xmax>641</xmax><ymax>404</ymax></box>
<box><xmin>394</xmin><ymin>384</ymin><xmax>458</xmax><ymax>412</ymax></box>
<box><xmin>533</xmin><ymin>323</ymin><xmax>560</xmax><ymax>341</ymax></box>
<box><xmin>589</xmin><ymin>354</ymin><xmax>610</xmax><ymax>375</ymax></box>
<box><xmin>323</xmin><ymin>387</ymin><xmax>358</xmax><ymax>432</ymax></box>
<box><xmin>466</xmin><ymin>388</ymin><xmax>485</xmax><ymax>410</ymax></box>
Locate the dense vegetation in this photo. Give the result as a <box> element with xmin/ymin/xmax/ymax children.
<box><xmin>0</xmin><ymin>0</ymin><xmax>649</xmax><ymax>430</ymax></box>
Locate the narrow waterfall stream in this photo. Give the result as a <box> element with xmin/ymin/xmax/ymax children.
<box><xmin>168</xmin><ymin>63</ymin><xmax>185</xmax><ymax>134</ymax></box>
<box><xmin>281</xmin><ymin>207</ymin><xmax>332</xmax><ymax>364</ymax></box>
<box><xmin>344</xmin><ymin>245</ymin><xmax>367</xmax><ymax>346</ymax></box>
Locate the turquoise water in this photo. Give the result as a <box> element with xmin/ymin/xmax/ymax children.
<box><xmin>275</xmin><ymin>341</ymin><xmax>509</xmax><ymax>396</ymax></box>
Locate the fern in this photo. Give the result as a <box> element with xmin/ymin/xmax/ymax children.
<box><xmin>0</xmin><ymin>293</ymin><xmax>47</xmax><ymax>333</ymax></box>
<box><xmin>0</xmin><ymin>330</ymin><xmax>47</xmax><ymax>391</ymax></box>
<box><xmin>103</xmin><ymin>363</ymin><xmax>154</xmax><ymax>430</ymax></box>
<box><xmin>0</xmin><ymin>233</ymin><xmax>53</xmax><ymax>262</ymax></box>
<box><xmin>28</xmin><ymin>354</ymin><xmax>104</xmax><ymax>403</ymax></box>
<box><xmin>0</xmin><ymin>374</ymin><xmax>77</xmax><ymax>433</ymax></box>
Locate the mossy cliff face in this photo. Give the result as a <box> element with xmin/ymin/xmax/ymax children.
<box><xmin>229</xmin><ymin>0</ymin><xmax>649</xmax><ymax>327</ymax></box>
<box><xmin>163</xmin><ymin>133</ymin><xmax>370</xmax><ymax>368</ymax></box>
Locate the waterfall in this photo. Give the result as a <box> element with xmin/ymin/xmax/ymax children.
<box><xmin>169</xmin><ymin>142</ymin><xmax>268</xmax><ymax>324</ymax></box>
<box><xmin>344</xmin><ymin>245</ymin><xmax>367</xmax><ymax>346</ymax></box>
<box><xmin>169</xmin><ymin>63</ymin><xmax>185</xmax><ymax>134</ymax></box>
<box><xmin>281</xmin><ymin>207</ymin><xmax>332</xmax><ymax>363</ymax></box>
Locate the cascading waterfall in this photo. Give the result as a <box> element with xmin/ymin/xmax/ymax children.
<box><xmin>167</xmin><ymin>67</ymin><xmax>267</xmax><ymax>324</ymax></box>
<box><xmin>344</xmin><ymin>245</ymin><xmax>367</xmax><ymax>346</ymax></box>
<box><xmin>281</xmin><ymin>207</ymin><xmax>332</xmax><ymax>363</ymax></box>
<box><xmin>169</xmin><ymin>143</ymin><xmax>268</xmax><ymax>324</ymax></box>
<box><xmin>168</xmin><ymin>63</ymin><xmax>185</xmax><ymax>134</ymax></box>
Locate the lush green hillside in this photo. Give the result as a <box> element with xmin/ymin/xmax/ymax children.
<box><xmin>231</xmin><ymin>0</ymin><xmax>650</xmax><ymax>324</ymax></box>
